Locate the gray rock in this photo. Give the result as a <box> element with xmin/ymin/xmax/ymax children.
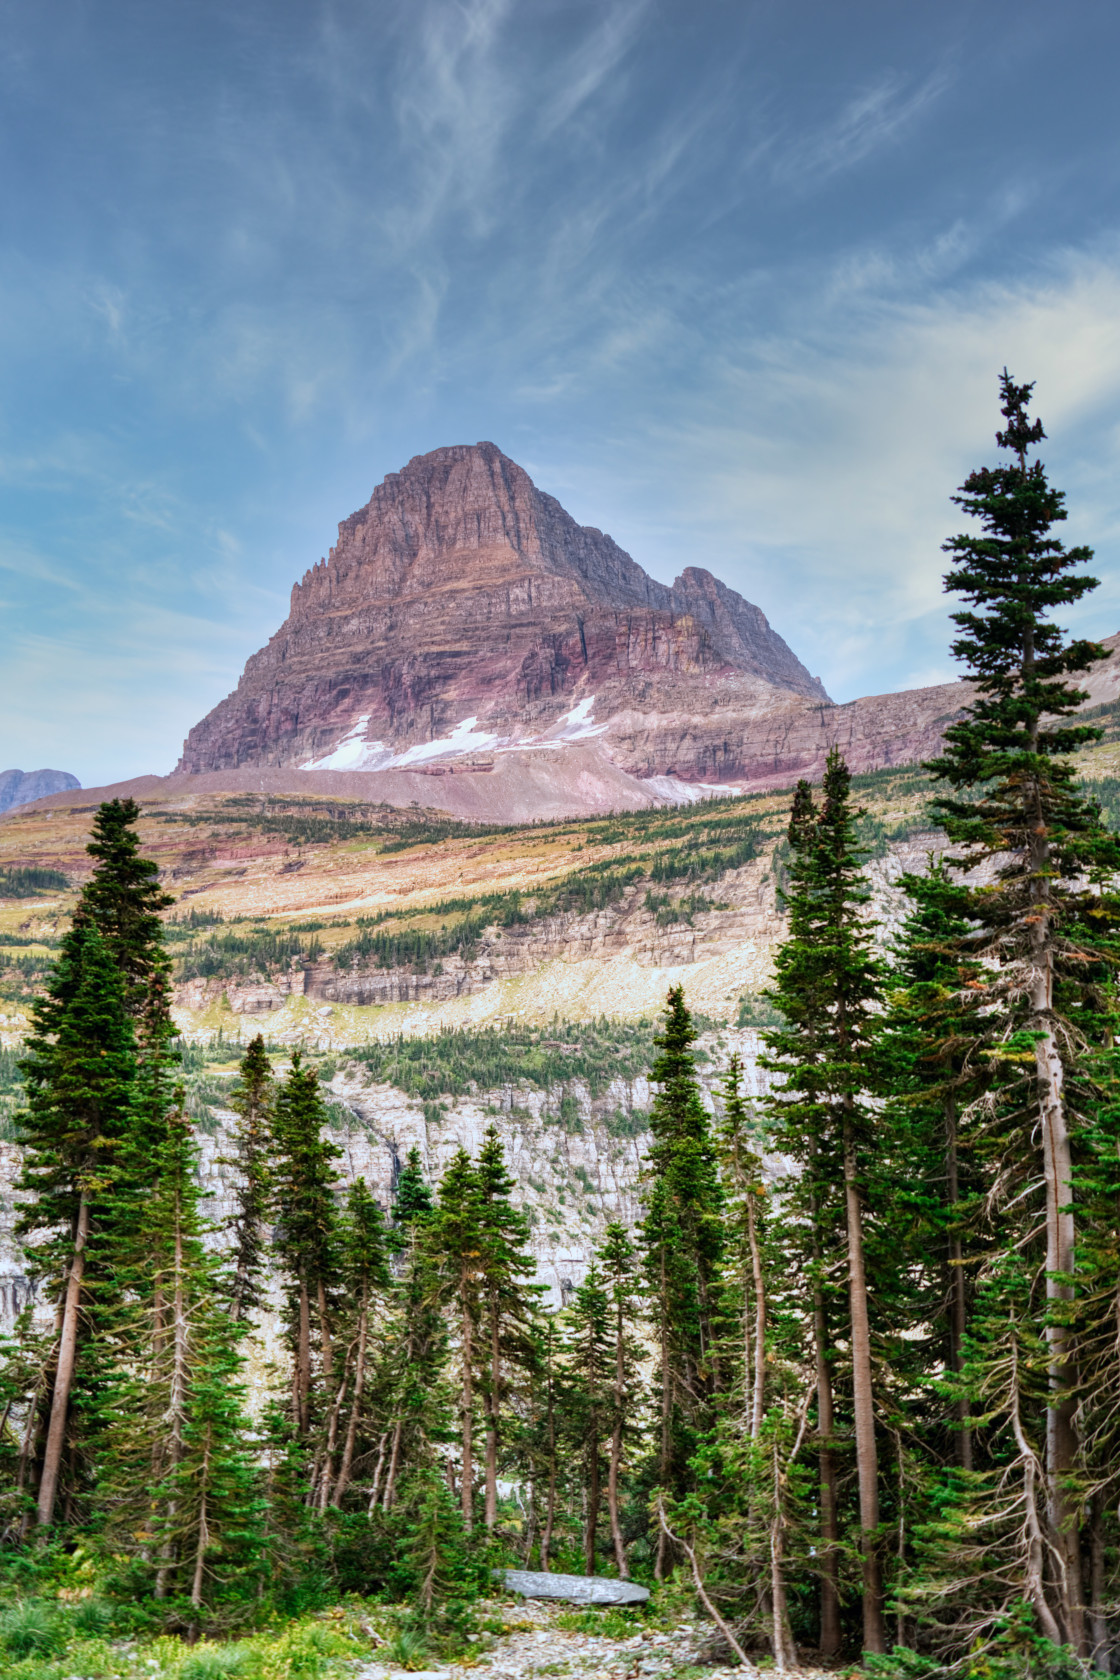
<box><xmin>500</xmin><ymin>1570</ymin><xmax>649</xmax><ymax>1604</ymax></box>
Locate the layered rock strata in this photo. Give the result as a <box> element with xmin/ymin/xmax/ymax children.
<box><xmin>178</xmin><ymin>443</ymin><xmax>828</xmax><ymax>782</ymax></box>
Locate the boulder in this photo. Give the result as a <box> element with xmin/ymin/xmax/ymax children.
<box><xmin>500</xmin><ymin>1569</ymin><xmax>649</xmax><ymax>1604</ymax></box>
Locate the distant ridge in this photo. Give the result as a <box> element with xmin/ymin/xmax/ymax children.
<box><xmin>0</xmin><ymin>768</ymin><xmax>80</xmax><ymax>813</ymax></box>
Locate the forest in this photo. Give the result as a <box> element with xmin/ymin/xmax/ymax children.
<box><xmin>3</xmin><ymin>374</ymin><xmax>1120</xmax><ymax>1679</ymax></box>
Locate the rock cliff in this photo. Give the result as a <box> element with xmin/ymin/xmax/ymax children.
<box><xmin>0</xmin><ymin>768</ymin><xmax>80</xmax><ymax>813</ymax></box>
<box><xmin>177</xmin><ymin>443</ymin><xmax>829</xmax><ymax>782</ymax></box>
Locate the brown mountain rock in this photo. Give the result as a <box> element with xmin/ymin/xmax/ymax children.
<box><xmin>177</xmin><ymin>442</ymin><xmax>828</xmax><ymax>779</ymax></box>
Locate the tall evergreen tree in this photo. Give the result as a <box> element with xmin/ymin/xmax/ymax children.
<box><xmin>224</xmin><ymin>1035</ymin><xmax>275</xmax><ymax>1324</ymax></box>
<box><xmin>598</xmin><ymin>1221</ymin><xmax>644</xmax><ymax>1578</ymax></box>
<box><xmin>639</xmin><ymin>986</ymin><xmax>724</xmax><ymax>1578</ymax></box>
<box><xmin>563</xmin><ymin>1262</ymin><xmax>613</xmax><ymax>1574</ymax></box>
<box><xmin>762</xmin><ymin>751</ymin><xmax>887</xmax><ymax>1653</ymax></box>
<box><xmin>15</xmin><ymin>924</ymin><xmax>137</xmax><ymax>1529</ymax></box>
<box><xmin>431</xmin><ymin>1148</ymin><xmax>484</xmax><ymax>1531</ymax></box>
<box><xmin>73</xmin><ymin>797</ymin><xmax>174</xmax><ymax>1052</ymax></box>
<box><xmin>271</xmin><ymin>1054</ymin><xmax>342</xmax><ymax>1442</ymax></box>
<box><xmin>920</xmin><ymin>371</ymin><xmax>1120</xmax><ymax>1652</ymax></box>
<box><xmin>96</xmin><ymin>1104</ymin><xmax>264</xmax><ymax>1613</ymax></box>
<box><xmin>317</xmin><ymin>1178</ymin><xmax>391</xmax><ymax>1510</ymax></box>
<box><xmin>474</xmin><ymin>1124</ymin><xmax>539</xmax><ymax>1532</ymax></box>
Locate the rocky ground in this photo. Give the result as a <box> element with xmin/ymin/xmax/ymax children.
<box><xmin>353</xmin><ymin>1597</ymin><xmax>832</xmax><ymax>1680</ymax></box>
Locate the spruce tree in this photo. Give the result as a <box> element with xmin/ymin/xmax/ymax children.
<box><xmin>73</xmin><ymin>797</ymin><xmax>174</xmax><ymax>1051</ymax></box>
<box><xmin>598</xmin><ymin>1221</ymin><xmax>644</xmax><ymax>1577</ymax></box>
<box><xmin>96</xmin><ymin>1104</ymin><xmax>264</xmax><ymax>1614</ymax></box>
<box><xmin>317</xmin><ymin>1178</ymin><xmax>390</xmax><ymax>1510</ymax></box>
<box><xmin>563</xmin><ymin>1263</ymin><xmax>613</xmax><ymax>1574</ymax></box>
<box><xmin>271</xmin><ymin>1053</ymin><xmax>342</xmax><ymax>1441</ymax></box>
<box><xmin>474</xmin><ymin>1124</ymin><xmax>539</xmax><ymax>1532</ymax></box>
<box><xmin>224</xmin><ymin>1035</ymin><xmax>275</xmax><ymax>1324</ymax></box>
<box><xmin>431</xmin><ymin>1148</ymin><xmax>484</xmax><ymax>1531</ymax></box>
<box><xmin>639</xmin><ymin>986</ymin><xmax>724</xmax><ymax>1578</ymax></box>
<box><xmin>920</xmin><ymin>371</ymin><xmax>1120</xmax><ymax>1652</ymax></box>
<box><xmin>762</xmin><ymin>751</ymin><xmax>887</xmax><ymax>1653</ymax></box>
<box><xmin>15</xmin><ymin>923</ymin><xmax>137</xmax><ymax>1529</ymax></box>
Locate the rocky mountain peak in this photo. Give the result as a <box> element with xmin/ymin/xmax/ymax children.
<box><xmin>178</xmin><ymin>444</ymin><xmax>827</xmax><ymax>779</ymax></box>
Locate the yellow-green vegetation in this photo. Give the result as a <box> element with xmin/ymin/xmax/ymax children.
<box><xmin>0</xmin><ymin>1600</ymin><xmax>389</xmax><ymax>1680</ymax></box>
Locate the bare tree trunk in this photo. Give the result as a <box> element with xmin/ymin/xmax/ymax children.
<box><xmin>382</xmin><ymin>1419</ymin><xmax>403</xmax><ymax>1512</ymax></box>
<box><xmin>318</xmin><ymin>1364</ymin><xmax>350</xmax><ymax>1513</ymax></box>
<box><xmin>317</xmin><ymin>1278</ymin><xmax>333</xmax><ymax>1383</ymax></box>
<box><xmin>297</xmin><ymin>1276</ymin><xmax>312</xmax><ymax>1437</ymax></box>
<box><xmin>809</xmin><ymin>1192</ymin><xmax>840</xmax><ymax>1659</ymax></box>
<box><xmin>333</xmin><ymin>1293</ymin><xmax>370</xmax><ymax>1506</ymax></box>
<box><xmin>36</xmin><ymin>1195</ymin><xmax>90</xmax><ymax>1528</ymax></box>
<box><xmin>608</xmin><ymin>1295</ymin><xmax>628</xmax><ymax>1577</ymax></box>
<box><xmin>367</xmin><ymin>1431</ymin><xmax>388</xmax><ymax>1514</ymax></box>
<box><xmin>485</xmin><ymin>1298</ymin><xmax>500</xmax><ymax>1530</ymax></box>
<box><xmin>190</xmin><ymin>1434</ymin><xmax>211</xmax><ymax>1608</ymax></box>
<box><xmin>584</xmin><ymin>1430</ymin><xmax>600</xmax><ymax>1575</ymax></box>
<box><xmin>657</xmin><ymin>1500</ymin><xmax>752</xmax><ymax>1669</ymax></box>
<box><xmin>747</xmin><ymin>1192</ymin><xmax>767</xmax><ymax>1441</ymax></box>
<box><xmin>460</xmin><ymin>1295</ymin><xmax>474</xmax><ymax>1532</ymax></box>
<box><xmin>1088</xmin><ymin>1494</ymin><xmax>1110</xmax><ymax>1672</ymax></box>
<box><xmin>844</xmin><ymin>1114</ymin><xmax>886</xmax><ymax>1654</ymax></box>
<box><xmin>1010</xmin><ymin>1336</ymin><xmax>1063</xmax><ymax>1645</ymax></box>
<box><xmin>157</xmin><ymin>1190</ymin><xmax>189</xmax><ymax>1601</ymax></box>
<box><xmin>769</xmin><ymin>1442</ymin><xmax>797</xmax><ymax>1672</ymax></box>
<box><xmin>541</xmin><ymin>1354</ymin><xmax>556</xmax><ymax>1572</ymax></box>
<box><xmin>945</xmin><ymin>1097</ymin><xmax>972</xmax><ymax>1469</ymax></box>
<box><xmin>654</xmin><ymin>1245</ymin><xmax>671</xmax><ymax>1580</ymax></box>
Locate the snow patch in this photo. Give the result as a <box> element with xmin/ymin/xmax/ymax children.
<box><xmin>644</xmin><ymin>776</ymin><xmax>742</xmax><ymax>806</ymax></box>
<box><xmin>543</xmin><ymin>695</ymin><xmax>608</xmax><ymax>743</ymax></box>
<box><xmin>302</xmin><ymin>716</ymin><xmax>394</xmax><ymax>772</ymax></box>
<box><xmin>302</xmin><ymin>714</ymin><xmax>505</xmax><ymax>774</ymax></box>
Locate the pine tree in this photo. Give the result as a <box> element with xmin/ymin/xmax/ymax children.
<box><xmin>15</xmin><ymin>923</ymin><xmax>137</xmax><ymax>1529</ymax></box>
<box><xmin>73</xmin><ymin>797</ymin><xmax>175</xmax><ymax>1054</ymax></box>
<box><xmin>598</xmin><ymin>1222</ymin><xmax>644</xmax><ymax>1578</ymax></box>
<box><xmin>272</xmin><ymin>1054</ymin><xmax>342</xmax><ymax>1442</ymax></box>
<box><xmin>762</xmin><ymin>752</ymin><xmax>887</xmax><ymax>1653</ymax></box>
<box><xmin>919</xmin><ymin>371</ymin><xmax>1120</xmax><ymax>1652</ymax></box>
<box><xmin>431</xmin><ymin>1149</ymin><xmax>484</xmax><ymax>1531</ymax></box>
<box><xmin>318</xmin><ymin>1178</ymin><xmax>391</xmax><ymax>1510</ymax></box>
<box><xmin>639</xmin><ymin>986</ymin><xmax>724</xmax><ymax>1578</ymax></box>
<box><xmin>224</xmin><ymin>1035</ymin><xmax>275</xmax><ymax>1324</ymax></box>
<box><xmin>95</xmin><ymin>1104</ymin><xmax>264</xmax><ymax>1615</ymax></box>
<box><xmin>474</xmin><ymin>1124</ymin><xmax>539</xmax><ymax>1532</ymax></box>
<box><xmin>563</xmin><ymin>1263</ymin><xmax>613</xmax><ymax>1574</ymax></box>
<box><xmin>375</xmin><ymin>1153</ymin><xmax>448</xmax><ymax>1514</ymax></box>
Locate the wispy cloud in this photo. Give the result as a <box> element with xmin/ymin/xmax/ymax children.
<box><xmin>774</xmin><ymin>67</ymin><xmax>951</xmax><ymax>186</ymax></box>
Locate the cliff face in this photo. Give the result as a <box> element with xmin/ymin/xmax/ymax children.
<box><xmin>0</xmin><ymin>769</ymin><xmax>80</xmax><ymax>813</ymax></box>
<box><xmin>177</xmin><ymin>443</ymin><xmax>828</xmax><ymax>778</ymax></box>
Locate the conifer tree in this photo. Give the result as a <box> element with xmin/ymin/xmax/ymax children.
<box><xmin>474</xmin><ymin>1124</ymin><xmax>539</xmax><ymax>1532</ymax></box>
<box><xmin>598</xmin><ymin>1221</ymin><xmax>644</xmax><ymax>1577</ymax></box>
<box><xmin>762</xmin><ymin>751</ymin><xmax>887</xmax><ymax>1653</ymax></box>
<box><xmin>73</xmin><ymin>798</ymin><xmax>174</xmax><ymax>1053</ymax></box>
<box><xmin>315</xmin><ymin>1178</ymin><xmax>390</xmax><ymax>1509</ymax></box>
<box><xmin>224</xmin><ymin>1035</ymin><xmax>275</xmax><ymax>1324</ymax></box>
<box><xmin>272</xmin><ymin>1054</ymin><xmax>342</xmax><ymax>1441</ymax></box>
<box><xmin>15</xmin><ymin>923</ymin><xmax>137</xmax><ymax>1529</ymax></box>
<box><xmin>431</xmin><ymin>1148</ymin><xmax>484</xmax><ymax>1531</ymax></box>
<box><xmin>563</xmin><ymin>1263</ymin><xmax>613</xmax><ymax>1574</ymax></box>
<box><xmin>375</xmin><ymin>1152</ymin><xmax>448</xmax><ymax>1513</ymax></box>
<box><xmin>640</xmin><ymin>986</ymin><xmax>724</xmax><ymax>1578</ymax></box>
<box><xmin>920</xmin><ymin>371</ymin><xmax>1120</xmax><ymax>1652</ymax></box>
<box><xmin>96</xmin><ymin>1104</ymin><xmax>264</xmax><ymax>1613</ymax></box>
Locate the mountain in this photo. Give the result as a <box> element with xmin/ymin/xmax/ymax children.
<box><xmin>177</xmin><ymin>443</ymin><xmax>831</xmax><ymax>783</ymax></box>
<box><xmin>0</xmin><ymin>768</ymin><xmax>80</xmax><ymax>813</ymax></box>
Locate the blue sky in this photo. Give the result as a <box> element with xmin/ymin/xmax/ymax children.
<box><xmin>4</xmin><ymin>0</ymin><xmax>1120</xmax><ymax>786</ymax></box>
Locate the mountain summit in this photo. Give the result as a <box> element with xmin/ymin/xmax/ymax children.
<box><xmin>178</xmin><ymin>443</ymin><xmax>827</xmax><ymax>779</ymax></box>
